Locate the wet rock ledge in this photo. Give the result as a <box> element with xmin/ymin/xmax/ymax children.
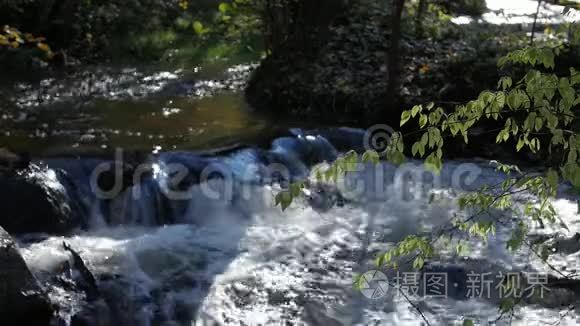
<box><xmin>0</xmin><ymin>226</ymin><xmax>54</xmax><ymax>324</ymax></box>
<box><xmin>0</xmin><ymin>148</ymin><xmax>79</xmax><ymax>235</ymax></box>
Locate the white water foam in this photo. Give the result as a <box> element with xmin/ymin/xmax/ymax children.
<box><xmin>18</xmin><ymin>161</ymin><xmax>580</xmax><ymax>325</ymax></box>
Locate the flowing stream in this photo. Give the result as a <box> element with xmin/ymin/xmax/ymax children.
<box><xmin>2</xmin><ymin>14</ymin><xmax>580</xmax><ymax>322</ymax></box>
<box><xmin>8</xmin><ymin>127</ymin><xmax>580</xmax><ymax>326</ymax></box>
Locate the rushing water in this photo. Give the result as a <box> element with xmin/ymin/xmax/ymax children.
<box><xmin>8</xmin><ymin>127</ymin><xmax>580</xmax><ymax>325</ymax></box>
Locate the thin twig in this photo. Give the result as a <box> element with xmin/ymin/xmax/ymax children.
<box><xmin>391</xmin><ymin>281</ymin><xmax>432</xmax><ymax>326</ymax></box>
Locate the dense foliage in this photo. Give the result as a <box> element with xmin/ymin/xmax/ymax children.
<box><xmin>0</xmin><ymin>0</ymin><xmax>266</xmax><ymax>67</ymax></box>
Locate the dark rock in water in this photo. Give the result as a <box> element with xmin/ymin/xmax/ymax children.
<box><xmin>44</xmin><ymin>158</ymin><xmax>142</xmax><ymax>228</ymax></box>
<box><xmin>63</xmin><ymin>242</ymin><xmax>100</xmax><ymax>301</ymax></box>
<box><xmin>422</xmin><ymin>261</ymin><xmax>580</xmax><ymax>308</ymax></box>
<box><xmin>0</xmin><ymin>171</ymin><xmax>78</xmax><ymax>234</ymax></box>
<box><xmin>304</xmin><ymin>182</ymin><xmax>347</xmax><ymax>212</ymax></box>
<box><xmin>271</xmin><ymin>136</ymin><xmax>338</xmax><ymax>166</ymax></box>
<box><xmin>42</xmin><ymin>247</ymin><xmax>112</xmax><ymax>326</ymax></box>
<box><xmin>551</xmin><ymin>233</ymin><xmax>580</xmax><ymax>255</ymax></box>
<box><xmin>0</xmin><ymin>226</ymin><xmax>54</xmax><ymax>324</ymax></box>
<box><xmin>312</xmin><ymin>128</ymin><xmax>367</xmax><ymax>153</ymax></box>
<box><xmin>93</xmin><ymin>160</ymin><xmax>149</xmax><ymax>196</ymax></box>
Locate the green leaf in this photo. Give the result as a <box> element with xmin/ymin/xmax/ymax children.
<box><xmin>463</xmin><ymin>319</ymin><xmax>475</xmax><ymax>326</ymax></box>
<box><xmin>424</xmin><ymin>154</ymin><xmax>442</xmax><ymax>174</ymax></box>
<box><xmin>218</xmin><ymin>2</ymin><xmax>232</xmax><ymax>13</ymax></box>
<box><xmin>387</xmin><ymin>150</ymin><xmax>406</xmax><ymax>166</ymax></box>
<box><xmin>275</xmin><ymin>191</ymin><xmax>293</xmax><ymax>211</ymax></box>
<box><xmin>456</xmin><ymin>242</ymin><xmax>469</xmax><ymax>256</ymax></box>
<box><xmin>362</xmin><ymin>150</ymin><xmax>380</xmax><ymax>164</ymax></box>
<box><xmin>411</xmin><ymin>105</ymin><xmax>422</xmax><ymax>117</ymax></box>
<box><xmin>498</xmin><ymin>56</ymin><xmax>508</xmax><ymax>67</ymax></box>
<box><xmin>344</xmin><ymin>151</ymin><xmax>359</xmax><ymax>172</ymax></box>
<box><xmin>498</xmin><ymin>76</ymin><xmax>512</xmax><ymax>90</ymax></box>
<box><xmin>412</xmin><ymin>142</ymin><xmax>420</xmax><ymax>157</ymax></box>
<box><xmin>559</xmin><ymin>77</ymin><xmax>575</xmax><ymax>106</ymax></box>
<box><xmin>541</xmin><ymin>48</ymin><xmax>555</xmax><ymax>69</ymax></box>
<box><xmin>571</xmin><ymin>68</ymin><xmax>580</xmax><ymax>85</ymax></box>
<box><xmin>315</xmin><ymin>168</ymin><xmax>323</xmax><ymax>182</ymax></box>
<box><xmin>419</xmin><ymin>114</ymin><xmax>428</xmax><ymax>128</ymax></box>
<box><xmin>290</xmin><ymin>182</ymin><xmax>303</xmax><ymax>197</ymax></box>
<box><xmin>193</xmin><ymin>21</ymin><xmax>205</xmax><ymax>35</ymax></box>
<box><xmin>507</xmin><ymin>90</ymin><xmax>523</xmax><ymax>110</ymax></box>
<box><xmin>506</xmin><ymin>223</ymin><xmax>526</xmax><ymax>252</ymax></box>
<box><xmin>500</xmin><ymin>298</ymin><xmax>515</xmax><ymax>313</ymax></box>
<box><xmin>420</xmin><ymin>132</ymin><xmax>429</xmax><ymax>147</ymax></box>
<box><xmin>479</xmin><ymin>91</ymin><xmax>495</xmax><ymax>105</ymax></box>
<box><xmin>413</xmin><ymin>256</ymin><xmax>424</xmax><ymax>269</ymax></box>
<box><xmin>493</xmin><ymin>91</ymin><xmax>506</xmax><ymax>112</ymax></box>
<box><xmin>428</xmin><ymin>128</ymin><xmax>438</xmax><ymax>148</ymax></box>
<box><xmin>547</xmin><ymin>169</ymin><xmax>559</xmax><ymax>191</ymax></box>
<box><xmin>401</xmin><ymin>110</ymin><xmax>411</xmax><ymax>126</ymax></box>
<box><xmin>395</xmin><ymin>136</ymin><xmax>404</xmax><ymax>153</ymax></box>
<box><xmin>375</xmin><ymin>254</ymin><xmax>384</xmax><ymax>267</ymax></box>
<box><xmin>534</xmin><ymin>117</ymin><xmax>543</xmax><ymax>131</ymax></box>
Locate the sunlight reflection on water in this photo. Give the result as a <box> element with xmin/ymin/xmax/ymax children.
<box><xmin>452</xmin><ymin>0</ymin><xmax>579</xmax><ymax>25</ymax></box>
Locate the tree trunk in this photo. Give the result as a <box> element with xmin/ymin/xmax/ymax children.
<box><xmin>245</xmin><ymin>0</ymin><xmax>351</xmax><ymax>115</ymax></box>
<box><xmin>260</xmin><ymin>0</ymin><xmax>348</xmax><ymax>55</ymax></box>
<box><xmin>386</xmin><ymin>0</ymin><xmax>406</xmax><ymax>109</ymax></box>
<box><xmin>415</xmin><ymin>0</ymin><xmax>427</xmax><ymax>39</ymax></box>
<box><xmin>37</xmin><ymin>0</ymin><xmax>56</xmax><ymax>33</ymax></box>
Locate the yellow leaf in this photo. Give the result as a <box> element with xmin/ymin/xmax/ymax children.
<box><xmin>10</xmin><ymin>41</ymin><xmax>19</xmax><ymax>48</ymax></box>
<box><xmin>37</xmin><ymin>42</ymin><xmax>51</xmax><ymax>52</ymax></box>
<box><xmin>5</xmin><ymin>27</ymin><xmax>20</xmax><ymax>38</ymax></box>
<box><xmin>419</xmin><ymin>63</ymin><xmax>430</xmax><ymax>74</ymax></box>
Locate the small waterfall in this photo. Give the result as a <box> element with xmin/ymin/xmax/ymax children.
<box><xmin>12</xmin><ymin>128</ymin><xmax>580</xmax><ymax>325</ymax></box>
<box><xmin>32</xmin><ymin>130</ymin><xmax>347</xmax><ymax>232</ymax></box>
